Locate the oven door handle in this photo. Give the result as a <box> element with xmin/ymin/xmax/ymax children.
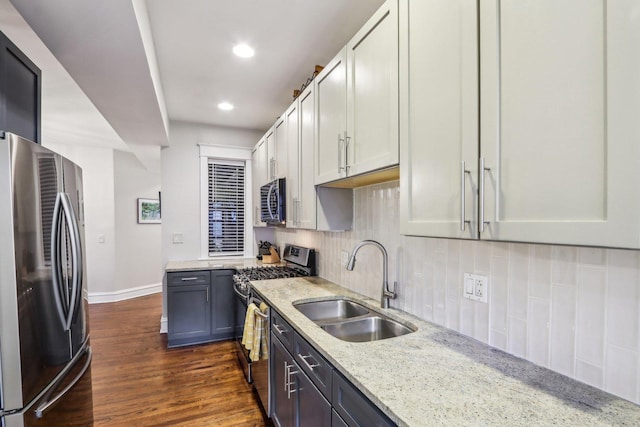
<box><xmin>233</xmin><ymin>283</ymin><xmax>249</xmax><ymax>303</ymax></box>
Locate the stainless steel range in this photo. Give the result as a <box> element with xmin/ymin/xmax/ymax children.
<box><xmin>232</xmin><ymin>244</ymin><xmax>316</xmax><ymax>413</ymax></box>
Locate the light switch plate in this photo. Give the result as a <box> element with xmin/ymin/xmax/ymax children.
<box><xmin>463</xmin><ymin>273</ymin><xmax>488</xmax><ymax>303</ymax></box>
<box><xmin>341</xmin><ymin>251</ymin><xmax>350</xmax><ymax>265</ymax></box>
<box><xmin>172</xmin><ymin>233</ymin><xmax>184</xmax><ymax>244</ymax></box>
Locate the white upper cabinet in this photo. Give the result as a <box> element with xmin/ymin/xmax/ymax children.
<box><xmin>315</xmin><ymin>47</ymin><xmax>348</xmax><ymax>184</ymax></box>
<box><xmin>400</xmin><ymin>0</ymin><xmax>640</xmax><ymax>248</ymax></box>
<box><xmin>399</xmin><ymin>0</ymin><xmax>478</xmax><ymax>239</ymax></box>
<box><xmin>286</xmin><ymin>85</ymin><xmax>317</xmax><ymax>229</ymax></box>
<box><xmin>265</xmin><ymin>125</ymin><xmax>276</xmax><ymax>181</ymax></box>
<box><xmin>252</xmin><ymin>138</ymin><xmax>267</xmax><ymax>227</ymax></box>
<box><xmin>274</xmin><ymin>114</ymin><xmax>288</xmax><ymax>179</ymax></box>
<box><xmin>296</xmin><ymin>84</ymin><xmax>317</xmax><ymax>229</ymax></box>
<box><xmin>285</xmin><ymin>97</ymin><xmax>300</xmax><ymax>227</ymax></box>
<box><xmin>315</xmin><ymin>0</ymin><xmax>399</xmax><ymax>185</ymax></box>
<box><xmin>480</xmin><ymin>0</ymin><xmax>640</xmax><ymax>248</ymax></box>
<box><xmin>346</xmin><ymin>0</ymin><xmax>399</xmax><ymax>177</ymax></box>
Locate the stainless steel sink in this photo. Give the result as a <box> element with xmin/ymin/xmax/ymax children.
<box><xmin>321</xmin><ymin>316</ymin><xmax>415</xmax><ymax>343</ymax></box>
<box><xmin>294</xmin><ymin>299</ymin><xmax>370</xmax><ymax>323</ymax></box>
<box><xmin>294</xmin><ymin>298</ymin><xmax>416</xmax><ymax>342</ymax></box>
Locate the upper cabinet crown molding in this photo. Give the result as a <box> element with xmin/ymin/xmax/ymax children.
<box><xmin>400</xmin><ymin>0</ymin><xmax>640</xmax><ymax>249</ymax></box>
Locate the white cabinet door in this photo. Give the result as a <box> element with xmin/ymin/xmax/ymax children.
<box><xmin>274</xmin><ymin>115</ymin><xmax>287</xmax><ymax>179</ymax></box>
<box><xmin>399</xmin><ymin>0</ymin><xmax>478</xmax><ymax>239</ymax></box>
<box><xmin>298</xmin><ymin>84</ymin><xmax>317</xmax><ymax>230</ymax></box>
<box><xmin>265</xmin><ymin>126</ymin><xmax>276</xmax><ymax>181</ymax></box>
<box><xmin>480</xmin><ymin>0</ymin><xmax>640</xmax><ymax>248</ymax></box>
<box><xmin>285</xmin><ymin>99</ymin><xmax>300</xmax><ymax>228</ymax></box>
<box><xmin>346</xmin><ymin>0</ymin><xmax>399</xmax><ymax>176</ymax></box>
<box><xmin>252</xmin><ymin>138</ymin><xmax>267</xmax><ymax>227</ymax></box>
<box><xmin>315</xmin><ymin>48</ymin><xmax>347</xmax><ymax>185</ymax></box>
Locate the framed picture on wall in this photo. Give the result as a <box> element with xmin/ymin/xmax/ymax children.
<box><xmin>137</xmin><ymin>198</ymin><xmax>161</xmax><ymax>224</ymax></box>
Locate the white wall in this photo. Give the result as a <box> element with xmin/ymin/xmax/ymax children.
<box><xmin>114</xmin><ymin>149</ymin><xmax>162</xmax><ymax>293</ymax></box>
<box><xmin>274</xmin><ymin>180</ymin><xmax>640</xmax><ymax>405</ymax></box>
<box><xmin>160</xmin><ymin>120</ymin><xmax>266</xmax><ymax>329</ymax></box>
<box><xmin>43</xmin><ymin>142</ymin><xmax>116</xmax><ymax>295</ymax></box>
<box><xmin>161</xmin><ymin>120</ymin><xmax>263</xmax><ymax>264</ymax></box>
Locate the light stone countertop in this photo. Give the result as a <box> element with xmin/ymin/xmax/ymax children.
<box><xmin>250</xmin><ymin>276</ymin><xmax>640</xmax><ymax>427</ymax></box>
<box><xmin>165</xmin><ymin>258</ymin><xmax>283</xmax><ymax>272</ymax></box>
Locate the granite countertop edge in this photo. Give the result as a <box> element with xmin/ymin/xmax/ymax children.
<box><xmin>250</xmin><ymin>277</ymin><xmax>640</xmax><ymax>427</ymax></box>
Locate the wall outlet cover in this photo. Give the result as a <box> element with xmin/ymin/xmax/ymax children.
<box><xmin>463</xmin><ymin>273</ymin><xmax>488</xmax><ymax>303</ymax></box>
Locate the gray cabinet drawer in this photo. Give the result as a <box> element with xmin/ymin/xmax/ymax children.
<box><xmin>167</xmin><ymin>270</ymin><xmax>210</xmax><ymax>286</ymax></box>
<box><xmin>271</xmin><ymin>310</ymin><xmax>295</xmax><ymax>352</ymax></box>
<box><xmin>294</xmin><ymin>332</ymin><xmax>332</xmax><ymax>401</ymax></box>
<box><xmin>332</xmin><ymin>371</ymin><xmax>395</xmax><ymax>427</ymax></box>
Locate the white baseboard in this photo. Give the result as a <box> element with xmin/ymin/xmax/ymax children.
<box><xmin>160</xmin><ymin>315</ymin><xmax>168</xmax><ymax>334</ymax></box>
<box><xmin>88</xmin><ymin>282</ymin><xmax>162</xmax><ymax>304</ymax></box>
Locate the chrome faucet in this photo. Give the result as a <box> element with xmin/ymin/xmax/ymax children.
<box><xmin>346</xmin><ymin>240</ymin><xmax>397</xmax><ymax>309</ymax></box>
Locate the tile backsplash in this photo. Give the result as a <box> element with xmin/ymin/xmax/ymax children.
<box><xmin>274</xmin><ymin>180</ymin><xmax>640</xmax><ymax>404</ymax></box>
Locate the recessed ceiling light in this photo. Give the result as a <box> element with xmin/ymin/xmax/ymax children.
<box><xmin>233</xmin><ymin>43</ymin><xmax>255</xmax><ymax>58</ymax></box>
<box><xmin>218</xmin><ymin>102</ymin><xmax>234</xmax><ymax>111</ymax></box>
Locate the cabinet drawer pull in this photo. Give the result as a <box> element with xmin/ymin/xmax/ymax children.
<box><xmin>181</xmin><ymin>277</ymin><xmax>199</xmax><ymax>281</ymax></box>
<box><xmin>460</xmin><ymin>161</ymin><xmax>471</xmax><ymax>231</ymax></box>
<box><xmin>299</xmin><ymin>353</ymin><xmax>319</xmax><ymax>370</ymax></box>
<box><xmin>344</xmin><ymin>133</ymin><xmax>351</xmax><ymax>174</ymax></box>
<box><xmin>273</xmin><ymin>324</ymin><xmax>287</xmax><ymax>335</ymax></box>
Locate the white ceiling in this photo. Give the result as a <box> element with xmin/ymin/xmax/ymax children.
<box><xmin>7</xmin><ymin>0</ymin><xmax>386</xmax><ymax>149</ymax></box>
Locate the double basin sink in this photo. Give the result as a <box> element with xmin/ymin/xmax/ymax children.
<box><xmin>293</xmin><ymin>298</ymin><xmax>416</xmax><ymax>343</ymax></box>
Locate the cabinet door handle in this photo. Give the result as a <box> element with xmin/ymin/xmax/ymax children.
<box><xmin>338</xmin><ymin>133</ymin><xmax>345</xmax><ymax>173</ymax></box>
<box><xmin>296</xmin><ymin>199</ymin><xmax>301</xmax><ymax>225</ymax></box>
<box><xmin>285</xmin><ymin>362</ymin><xmax>299</xmax><ymax>399</ymax></box>
<box><xmin>181</xmin><ymin>277</ymin><xmax>198</xmax><ymax>281</ymax></box>
<box><xmin>479</xmin><ymin>157</ymin><xmax>491</xmax><ymax>233</ymax></box>
<box><xmin>298</xmin><ymin>353</ymin><xmax>319</xmax><ymax>370</ymax></box>
<box><xmin>206</xmin><ymin>287</ymin><xmax>209</xmax><ymax>302</ymax></box>
<box><xmin>344</xmin><ymin>132</ymin><xmax>351</xmax><ymax>174</ymax></box>
<box><xmin>460</xmin><ymin>161</ymin><xmax>471</xmax><ymax>231</ymax></box>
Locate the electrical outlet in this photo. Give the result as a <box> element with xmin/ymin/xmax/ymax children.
<box><xmin>341</xmin><ymin>251</ymin><xmax>350</xmax><ymax>265</ymax></box>
<box><xmin>463</xmin><ymin>273</ymin><xmax>488</xmax><ymax>303</ymax></box>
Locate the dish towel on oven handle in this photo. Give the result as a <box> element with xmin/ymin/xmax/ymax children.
<box><xmin>243</xmin><ymin>302</ymin><xmax>269</xmax><ymax>361</ymax></box>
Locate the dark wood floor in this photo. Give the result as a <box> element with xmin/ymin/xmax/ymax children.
<box><xmin>89</xmin><ymin>293</ymin><xmax>268</xmax><ymax>426</ymax></box>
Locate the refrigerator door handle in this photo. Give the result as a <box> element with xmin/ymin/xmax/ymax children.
<box><xmin>50</xmin><ymin>193</ymin><xmax>68</xmax><ymax>329</ymax></box>
<box><xmin>60</xmin><ymin>192</ymin><xmax>83</xmax><ymax>329</ymax></box>
<box><xmin>34</xmin><ymin>346</ymin><xmax>92</xmax><ymax>418</ymax></box>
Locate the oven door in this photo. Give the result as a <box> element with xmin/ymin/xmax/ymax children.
<box><xmin>233</xmin><ymin>283</ymin><xmax>252</xmax><ymax>383</ymax></box>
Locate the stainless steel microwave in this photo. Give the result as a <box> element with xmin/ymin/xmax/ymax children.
<box><xmin>260</xmin><ymin>178</ymin><xmax>286</xmax><ymax>226</ymax></box>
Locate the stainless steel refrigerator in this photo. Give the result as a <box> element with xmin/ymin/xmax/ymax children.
<box><xmin>0</xmin><ymin>132</ymin><xmax>93</xmax><ymax>426</ymax></box>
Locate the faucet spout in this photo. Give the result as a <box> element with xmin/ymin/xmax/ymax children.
<box><xmin>345</xmin><ymin>240</ymin><xmax>397</xmax><ymax>309</ymax></box>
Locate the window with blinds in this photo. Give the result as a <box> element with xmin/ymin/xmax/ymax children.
<box><xmin>207</xmin><ymin>160</ymin><xmax>245</xmax><ymax>256</ymax></box>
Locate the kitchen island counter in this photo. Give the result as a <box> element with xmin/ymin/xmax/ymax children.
<box><xmin>251</xmin><ymin>277</ymin><xmax>640</xmax><ymax>426</ymax></box>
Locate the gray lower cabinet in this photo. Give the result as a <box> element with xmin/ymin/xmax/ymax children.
<box><xmin>271</xmin><ymin>332</ymin><xmax>331</xmax><ymax>427</ymax></box>
<box><xmin>167</xmin><ymin>269</ymin><xmax>235</xmax><ymax>348</ymax></box>
<box><xmin>269</xmin><ymin>308</ymin><xmax>395</xmax><ymax>427</ymax></box>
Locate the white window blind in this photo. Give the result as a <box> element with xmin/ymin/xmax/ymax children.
<box><xmin>207</xmin><ymin>160</ymin><xmax>245</xmax><ymax>256</ymax></box>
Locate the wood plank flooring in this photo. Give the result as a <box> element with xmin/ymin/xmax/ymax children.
<box><xmin>89</xmin><ymin>293</ymin><xmax>269</xmax><ymax>426</ymax></box>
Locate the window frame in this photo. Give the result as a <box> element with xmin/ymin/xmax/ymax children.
<box><xmin>199</xmin><ymin>145</ymin><xmax>253</xmax><ymax>259</ymax></box>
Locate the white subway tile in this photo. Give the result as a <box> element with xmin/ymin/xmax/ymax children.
<box><xmin>475</xmin><ymin>241</ymin><xmax>491</xmax><ymax>273</ymax></box>
<box><xmin>552</xmin><ymin>246</ymin><xmax>578</xmax><ymax>286</ymax></box>
<box><xmin>576</xmin><ymin>359</ymin><xmax>604</xmax><ymax>389</ymax></box>
<box><xmin>528</xmin><ymin>298</ymin><xmax>550</xmax><ymax>368</ymax></box>
<box><xmin>490</xmin><ymin>257</ymin><xmax>508</xmax><ymax>334</ymax></box>
<box><xmin>508</xmin><ymin>244</ymin><xmax>529</xmax><ymax>321</ymax></box>
<box><xmin>550</xmin><ymin>284</ymin><xmax>577</xmax><ymax>377</ymax></box>
<box><xmin>607</xmin><ymin>249</ymin><xmax>640</xmax><ymax>351</ymax></box>
<box><xmin>605</xmin><ymin>345</ymin><xmax>639</xmax><ymax>403</ymax></box>
<box><xmin>474</xmin><ymin>302</ymin><xmax>490</xmax><ymax>344</ymax></box>
<box><xmin>490</xmin><ymin>329</ymin><xmax>508</xmax><ymax>351</ymax></box>
<box><xmin>529</xmin><ymin>244</ymin><xmax>552</xmax><ymax>300</ymax></box>
<box><xmin>508</xmin><ymin>317</ymin><xmax>527</xmax><ymax>358</ymax></box>
<box><xmin>576</xmin><ymin>266</ymin><xmax>606</xmax><ymax>366</ymax></box>
<box><xmin>579</xmin><ymin>247</ymin><xmax>606</xmax><ymax>266</ymax></box>
<box><xmin>459</xmin><ymin>298</ymin><xmax>474</xmax><ymax>337</ymax></box>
